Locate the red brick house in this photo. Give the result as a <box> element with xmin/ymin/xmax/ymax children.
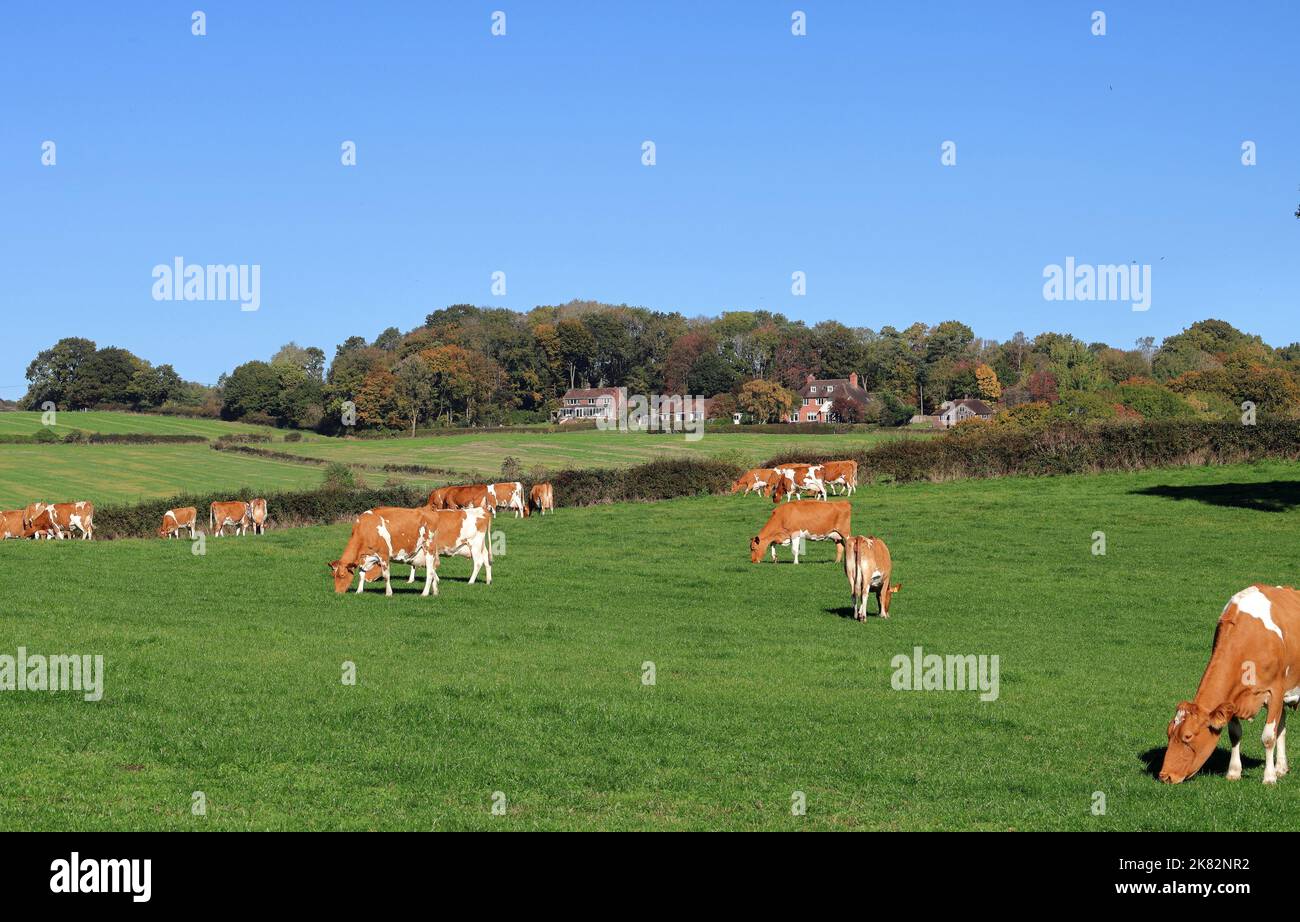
<box><xmin>556</xmin><ymin>386</ymin><xmax>626</xmax><ymax>423</ymax></box>
<box><xmin>790</xmin><ymin>372</ymin><xmax>871</xmax><ymax>423</ymax></box>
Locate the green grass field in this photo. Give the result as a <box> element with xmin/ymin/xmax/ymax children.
<box><xmin>3</xmin><ymin>458</ymin><xmax>1298</xmax><ymax>830</ymax></box>
<box><xmin>0</xmin><ymin>444</ymin><xmax>378</xmax><ymax>507</ymax></box>
<box><xmin>268</xmin><ymin>428</ymin><xmax>926</xmax><ymax>477</ymax></box>
<box><xmin>0</xmin><ymin>422</ymin><xmax>925</xmax><ymax>506</ymax></box>
<box><xmin>0</xmin><ymin>410</ymin><xmax>278</xmax><ymax>438</ymax></box>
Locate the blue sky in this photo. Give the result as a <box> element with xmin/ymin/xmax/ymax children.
<box><xmin>1</xmin><ymin>1</ymin><xmax>1296</xmax><ymax>392</ymax></box>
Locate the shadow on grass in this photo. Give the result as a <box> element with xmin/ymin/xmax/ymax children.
<box><xmin>1139</xmin><ymin>746</ymin><xmax>1264</xmax><ymax>780</ymax></box>
<box><xmin>1131</xmin><ymin>481</ymin><xmax>1300</xmax><ymax>513</ymax></box>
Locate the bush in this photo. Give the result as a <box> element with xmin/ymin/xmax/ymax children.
<box><xmin>283</xmin><ymin>431</ymin><xmax>304</xmax><ymax>443</ymax></box>
<box><xmin>215</xmin><ymin>433</ymin><xmax>273</xmax><ymax>445</ymax></box>
<box><xmin>322</xmin><ymin>463</ymin><xmax>358</xmax><ymax>490</ymax></box>
<box><xmin>32</xmin><ymin>428</ymin><xmax>59</xmax><ymax>443</ymax></box>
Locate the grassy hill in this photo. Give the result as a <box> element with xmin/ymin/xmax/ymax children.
<box><xmin>2</xmin><ymin>459</ymin><xmax>1297</xmax><ymax>829</ymax></box>
<box><xmin>0</xmin><ymin>410</ymin><xmax>281</xmax><ymax>438</ymax></box>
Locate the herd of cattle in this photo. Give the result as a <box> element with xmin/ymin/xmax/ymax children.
<box><xmin>731</xmin><ymin>460</ymin><xmax>899</xmax><ymax>620</ymax></box>
<box><xmin>8</xmin><ymin>455</ymin><xmax>1293</xmax><ymax>785</ymax></box>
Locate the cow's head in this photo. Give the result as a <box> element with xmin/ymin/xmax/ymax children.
<box><xmin>327</xmin><ymin>559</ymin><xmax>358</xmax><ymax>593</ymax></box>
<box><xmin>1158</xmin><ymin>700</ymin><xmax>1233</xmax><ymax>783</ymax></box>
<box><xmin>749</xmin><ymin>536</ymin><xmax>766</xmax><ymax>563</ymax></box>
<box><xmin>158</xmin><ymin>521</ymin><xmax>172</xmax><ymax>537</ymax></box>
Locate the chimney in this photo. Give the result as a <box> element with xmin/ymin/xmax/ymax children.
<box><xmin>849</xmin><ymin>372</ymin><xmax>858</xmax><ymax>389</ymax></box>
<box><xmin>806</xmin><ymin>373</ymin><xmax>815</xmax><ymax>384</ymax></box>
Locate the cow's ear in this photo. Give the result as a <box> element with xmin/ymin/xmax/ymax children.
<box><xmin>1208</xmin><ymin>703</ymin><xmax>1234</xmax><ymax>730</ymax></box>
<box><xmin>326</xmin><ymin>560</ymin><xmax>338</xmax><ymax>570</ymax></box>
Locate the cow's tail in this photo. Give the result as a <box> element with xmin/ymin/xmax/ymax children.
<box><xmin>209</xmin><ymin>504</ymin><xmax>215</xmax><ymax>529</ymax></box>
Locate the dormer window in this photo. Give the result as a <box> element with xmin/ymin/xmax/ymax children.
<box><xmin>810</xmin><ymin>386</ymin><xmax>818</xmax><ymax>394</ymax></box>
<box><xmin>826</xmin><ymin>386</ymin><xmax>834</xmax><ymax>394</ymax></box>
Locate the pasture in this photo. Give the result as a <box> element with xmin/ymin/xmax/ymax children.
<box><xmin>2</xmin><ymin>458</ymin><xmax>1298</xmax><ymax>830</ymax></box>
<box><xmin>265</xmin><ymin>427</ymin><xmax>927</xmax><ymax>477</ymax></box>
<box><xmin>0</xmin><ymin>410</ymin><xmax>278</xmax><ymax>438</ymax></box>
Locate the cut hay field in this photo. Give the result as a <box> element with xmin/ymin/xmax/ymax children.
<box><xmin>0</xmin><ymin>426</ymin><xmax>923</xmax><ymax>507</ymax></box>
<box><xmin>0</xmin><ymin>410</ymin><xmax>279</xmax><ymax>438</ymax></box>
<box><xmin>269</xmin><ymin>428</ymin><xmax>927</xmax><ymax>477</ymax></box>
<box><xmin>3</xmin><ymin>459</ymin><xmax>1299</xmax><ymax>830</ymax></box>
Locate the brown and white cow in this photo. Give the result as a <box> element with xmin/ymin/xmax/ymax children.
<box><xmin>249</xmin><ymin>498</ymin><xmax>268</xmax><ymax>534</ymax></box>
<box><xmin>766</xmin><ymin>465</ymin><xmax>827</xmax><ymax>503</ymax></box>
<box><xmin>426</xmin><ymin>484</ymin><xmax>494</xmax><ymax>512</ymax></box>
<box><xmin>529</xmin><ymin>483</ymin><xmax>554</xmax><ymax>515</ymax></box>
<box><xmin>749</xmin><ymin>500</ymin><xmax>850</xmax><ymax>565</ymax></box>
<box><xmin>1159</xmin><ymin>585</ymin><xmax>1300</xmax><ymax>785</ymax></box>
<box><xmin>47</xmin><ymin>501</ymin><xmax>94</xmax><ymax>540</ymax></box>
<box><xmin>821</xmin><ymin>460</ymin><xmax>859</xmax><ymax>497</ymax></box>
<box><xmin>328</xmin><ymin>506</ymin><xmax>442</xmax><ymax>597</ymax></box>
<box><xmin>23</xmin><ymin>502</ymin><xmax>48</xmax><ymax>531</ymax></box>
<box><xmin>22</xmin><ymin>507</ymin><xmax>63</xmax><ymax>539</ymax></box>
<box><xmin>730</xmin><ymin>468</ymin><xmax>776</xmax><ymax>497</ymax></box>
<box><xmin>403</xmin><ymin>506</ymin><xmax>494</xmax><ymax>587</ymax></box>
<box><xmin>1</xmin><ymin>510</ymin><xmax>28</xmax><ymax>539</ymax></box>
<box><xmin>843</xmin><ymin>535</ymin><xmax>900</xmax><ymax>620</ymax></box>
<box><xmin>159</xmin><ymin>506</ymin><xmax>198</xmax><ymax>539</ymax></box>
<box><xmin>210</xmin><ymin>501</ymin><xmax>251</xmax><ymax>537</ymax></box>
<box><xmin>491</xmin><ymin>482</ymin><xmax>529</xmax><ymax>518</ymax></box>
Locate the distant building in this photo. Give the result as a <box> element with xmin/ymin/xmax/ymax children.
<box><xmin>556</xmin><ymin>386</ymin><xmax>626</xmax><ymax>423</ymax></box>
<box><xmin>937</xmin><ymin>397</ymin><xmax>995</xmax><ymax>428</ymax></box>
<box><xmin>790</xmin><ymin>372</ymin><xmax>872</xmax><ymax>423</ymax></box>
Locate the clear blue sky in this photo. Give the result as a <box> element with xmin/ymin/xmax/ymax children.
<box><xmin>1</xmin><ymin>1</ymin><xmax>1296</xmax><ymax>392</ymax></box>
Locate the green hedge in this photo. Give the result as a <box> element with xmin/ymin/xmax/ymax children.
<box><xmin>0</xmin><ymin>431</ymin><xmax>207</xmax><ymax>445</ymax></box>
<box><xmin>760</xmin><ymin>420</ymin><xmax>1300</xmax><ymax>483</ymax></box>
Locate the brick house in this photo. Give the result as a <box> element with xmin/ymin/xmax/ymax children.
<box><xmin>556</xmin><ymin>386</ymin><xmax>626</xmax><ymax>423</ymax></box>
<box><xmin>937</xmin><ymin>397</ymin><xmax>995</xmax><ymax>428</ymax></box>
<box><xmin>790</xmin><ymin>372</ymin><xmax>872</xmax><ymax>423</ymax></box>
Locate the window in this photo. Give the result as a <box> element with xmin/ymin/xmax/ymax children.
<box><xmin>810</xmin><ymin>386</ymin><xmax>817</xmax><ymax>394</ymax></box>
<box><xmin>827</xmin><ymin>386</ymin><xmax>834</xmax><ymax>394</ymax></box>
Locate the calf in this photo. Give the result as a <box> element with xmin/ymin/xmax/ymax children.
<box><xmin>750</xmin><ymin>500</ymin><xmax>850</xmax><ymax>565</ymax></box>
<box><xmin>210</xmin><ymin>501</ymin><xmax>251</xmax><ymax>537</ymax></box>
<box><xmin>730</xmin><ymin>468</ymin><xmax>776</xmax><ymax>497</ymax></box>
<box><xmin>529</xmin><ymin>482</ymin><xmax>554</xmax><ymax>515</ymax></box>
<box><xmin>327</xmin><ymin>506</ymin><xmax>441</xmax><ymax>597</ymax></box>
<box><xmin>491</xmin><ymin>481</ymin><xmax>529</xmax><ymax>518</ymax></box>
<box><xmin>767</xmin><ymin>465</ymin><xmax>827</xmax><ymax>503</ymax></box>
<box><xmin>843</xmin><ymin>535</ymin><xmax>899</xmax><ymax>620</ymax></box>
<box><xmin>1159</xmin><ymin>585</ymin><xmax>1300</xmax><ymax>785</ymax></box>
<box><xmin>821</xmin><ymin>460</ymin><xmax>858</xmax><ymax>497</ymax></box>
<box><xmin>159</xmin><ymin>507</ymin><xmax>198</xmax><ymax>539</ymax></box>
<box><xmin>249</xmin><ymin>498</ymin><xmax>269</xmax><ymax>534</ymax></box>
<box><xmin>404</xmin><ymin>507</ymin><xmax>494</xmax><ymax>587</ymax></box>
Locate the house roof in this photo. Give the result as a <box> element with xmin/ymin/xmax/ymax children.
<box><xmin>797</xmin><ymin>377</ymin><xmax>870</xmax><ymax>404</ymax></box>
<box><xmin>562</xmin><ymin>387</ymin><xmax>623</xmax><ymax>400</ymax></box>
<box><xmin>943</xmin><ymin>398</ymin><xmax>994</xmax><ymax>416</ymax></box>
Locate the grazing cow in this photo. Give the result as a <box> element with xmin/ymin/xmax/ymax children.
<box><xmin>821</xmin><ymin>460</ymin><xmax>859</xmax><ymax>497</ymax></box>
<box><xmin>843</xmin><ymin>535</ymin><xmax>900</xmax><ymax>620</ymax></box>
<box><xmin>1159</xmin><ymin>585</ymin><xmax>1300</xmax><ymax>785</ymax></box>
<box><xmin>327</xmin><ymin>506</ymin><xmax>441</xmax><ymax>597</ymax></box>
<box><xmin>404</xmin><ymin>507</ymin><xmax>494</xmax><ymax>587</ymax></box>
<box><xmin>749</xmin><ymin>500</ymin><xmax>851</xmax><ymax>565</ymax></box>
<box><xmin>47</xmin><ymin>501</ymin><xmax>94</xmax><ymax>540</ymax></box>
<box><xmin>1</xmin><ymin>510</ymin><xmax>28</xmax><ymax>539</ymax></box>
<box><xmin>426</xmin><ymin>484</ymin><xmax>495</xmax><ymax>512</ymax></box>
<box><xmin>529</xmin><ymin>482</ymin><xmax>554</xmax><ymax>515</ymax></box>
<box><xmin>210</xmin><ymin>501</ymin><xmax>251</xmax><ymax>537</ymax></box>
<box><xmin>159</xmin><ymin>506</ymin><xmax>198</xmax><ymax>539</ymax></box>
<box><xmin>22</xmin><ymin>507</ymin><xmax>63</xmax><ymax>539</ymax></box>
<box><xmin>491</xmin><ymin>481</ymin><xmax>529</xmax><ymax>518</ymax></box>
<box><xmin>766</xmin><ymin>465</ymin><xmax>827</xmax><ymax>503</ymax></box>
<box><xmin>249</xmin><ymin>498</ymin><xmax>268</xmax><ymax>534</ymax></box>
<box><xmin>23</xmin><ymin>501</ymin><xmax>48</xmax><ymax>530</ymax></box>
<box><xmin>730</xmin><ymin>468</ymin><xmax>776</xmax><ymax>496</ymax></box>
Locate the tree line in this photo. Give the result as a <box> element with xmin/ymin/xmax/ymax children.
<box><xmin>17</xmin><ymin>304</ymin><xmax>1300</xmax><ymax>431</ymax></box>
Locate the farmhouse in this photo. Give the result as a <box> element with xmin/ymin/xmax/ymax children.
<box><xmin>789</xmin><ymin>372</ymin><xmax>871</xmax><ymax>423</ymax></box>
<box><xmin>556</xmin><ymin>386</ymin><xmax>626</xmax><ymax>423</ymax></box>
<box><xmin>937</xmin><ymin>397</ymin><xmax>994</xmax><ymax>428</ymax></box>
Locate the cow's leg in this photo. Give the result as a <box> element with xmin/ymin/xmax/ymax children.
<box><xmin>383</xmin><ymin>562</ymin><xmax>393</xmax><ymax>597</ymax></box>
<box><xmin>1263</xmin><ymin>695</ymin><xmax>1283</xmax><ymax>784</ymax></box>
<box><xmin>355</xmin><ymin>569</ymin><xmax>366</xmax><ymax>593</ymax></box>
<box><xmin>1227</xmin><ymin>716</ymin><xmax>1243</xmax><ymax>780</ymax></box>
<box><xmin>878</xmin><ymin>577</ymin><xmax>891</xmax><ymax>619</ymax></box>
<box><xmin>483</xmin><ymin>545</ymin><xmax>492</xmax><ymax>584</ymax></box>
<box><xmin>792</xmin><ymin>536</ymin><xmax>801</xmax><ymax>565</ymax></box>
<box><xmin>407</xmin><ymin>560</ymin><xmax>417</xmax><ymax>583</ymax></box>
<box><xmin>1278</xmin><ymin>708</ymin><xmax>1290</xmax><ymax>777</ymax></box>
